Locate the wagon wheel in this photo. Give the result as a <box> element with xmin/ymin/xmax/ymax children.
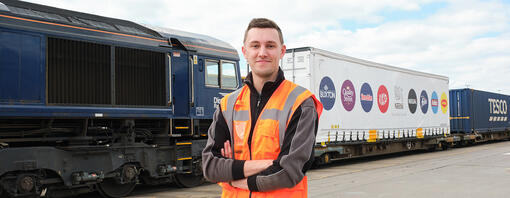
<box><xmin>96</xmin><ymin>178</ymin><xmax>136</xmax><ymax>198</ymax></box>
<box><xmin>322</xmin><ymin>153</ymin><xmax>331</xmax><ymax>164</ymax></box>
<box><xmin>174</xmin><ymin>173</ymin><xmax>204</xmax><ymax>188</ymax></box>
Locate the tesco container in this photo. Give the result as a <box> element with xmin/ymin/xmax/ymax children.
<box><xmin>450</xmin><ymin>89</ymin><xmax>510</xmax><ymax>133</ymax></box>
<box><xmin>281</xmin><ymin>47</ymin><xmax>450</xmax><ymax>143</ymax></box>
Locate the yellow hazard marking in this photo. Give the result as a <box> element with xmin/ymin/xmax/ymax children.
<box><xmin>178</xmin><ymin>157</ymin><xmax>192</xmax><ymax>161</ymax></box>
<box><xmin>368</xmin><ymin>130</ymin><xmax>377</xmax><ymax>142</ymax></box>
<box><xmin>417</xmin><ymin>128</ymin><xmax>424</xmax><ymax>139</ymax></box>
<box><xmin>175</xmin><ymin>126</ymin><xmax>189</xmax><ymax>129</ymax></box>
<box><xmin>176</xmin><ymin>142</ymin><xmax>192</xmax><ymax>145</ymax></box>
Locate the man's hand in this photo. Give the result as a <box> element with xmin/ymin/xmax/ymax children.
<box><xmin>221</xmin><ymin>140</ymin><xmax>273</xmax><ymax>177</ymax></box>
<box><xmin>230</xmin><ymin>178</ymin><xmax>248</xmax><ymax>190</ymax></box>
<box><xmin>243</xmin><ymin>160</ymin><xmax>273</xmax><ymax>177</ymax></box>
<box><xmin>221</xmin><ymin>140</ymin><xmax>233</xmax><ymax>159</ymax></box>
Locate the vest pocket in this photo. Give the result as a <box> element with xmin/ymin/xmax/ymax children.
<box><xmin>253</xmin><ymin>119</ymin><xmax>280</xmax><ymax>159</ymax></box>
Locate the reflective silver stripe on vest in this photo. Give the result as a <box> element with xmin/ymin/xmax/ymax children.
<box><xmin>221</xmin><ymin>87</ymin><xmax>244</xmax><ymax>142</ymax></box>
<box><xmin>259</xmin><ymin>84</ymin><xmax>308</xmax><ymax>146</ymax></box>
<box><xmin>234</xmin><ymin>110</ymin><xmax>250</xmax><ymax>121</ymax></box>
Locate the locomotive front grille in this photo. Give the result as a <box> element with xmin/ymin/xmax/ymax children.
<box><xmin>115</xmin><ymin>47</ymin><xmax>166</xmax><ymax>106</ymax></box>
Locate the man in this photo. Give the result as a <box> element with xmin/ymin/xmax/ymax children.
<box><xmin>202</xmin><ymin>18</ymin><xmax>323</xmax><ymax>197</ymax></box>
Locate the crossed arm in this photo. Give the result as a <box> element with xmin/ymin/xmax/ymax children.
<box><xmin>202</xmin><ymin>98</ymin><xmax>318</xmax><ymax>192</ymax></box>
<box><xmin>221</xmin><ymin>140</ymin><xmax>272</xmax><ymax>189</ymax></box>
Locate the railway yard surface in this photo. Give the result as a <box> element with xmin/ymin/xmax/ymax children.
<box><xmin>79</xmin><ymin>140</ymin><xmax>510</xmax><ymax>198</ymax></box>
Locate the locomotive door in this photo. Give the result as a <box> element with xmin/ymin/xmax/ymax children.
<box><xmin>192</xmin><ymin>56</ymin><xmax>241</xmax><ymax>119</ymax></box>
<box><xmin>171</xmin><ymin>50</ymin><xmax>190</xmax><ymax>117</ymax></box>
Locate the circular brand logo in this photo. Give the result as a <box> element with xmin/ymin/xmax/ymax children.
<box><xmin>408</xmin><ymin>89</ymin><xmax>417</xmax><ymax>114</ymax></box>
<box><xmin>319</xmin><ymin>77</ymin><xmax>336</xmax><ymax>111</ymax></box>
<box><xmin>420</xmin><ymin>90</ymin><xmax>429</xmax><ymax>114</ymax></box>
<box><xmin>360</xmin><ymin>83</ymin><xmax>373</xmax><ymax>112</ymax></box>
<box><xmin>441</xmin><ymin>92</ymin><xmax>448</xmax><ymax>114</ymax></box>
<box><xmin>377</xmin><ymin>85</ymin><xmax>389</xmax><ymax>113</ymax></box>
<box><xmin>341</xmin><ymin>80</ymin><xmax>356</xmax><ymax>111</ymax></box>
<box><xmin>431</xmin><ymin>91</ymin><xmax>438</xmax><ymax>114</ymax></box>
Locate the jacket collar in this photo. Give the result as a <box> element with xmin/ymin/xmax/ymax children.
<box><xmin>244</xmin><ymin>68</ymin><xmax>285</xmax><ymax>96</ymax></box>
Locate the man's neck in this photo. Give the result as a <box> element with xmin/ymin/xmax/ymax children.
<box><xmin>252</xmin><ymin>72</ymin><xmax>278</xmax><ymax>94</ymax></box>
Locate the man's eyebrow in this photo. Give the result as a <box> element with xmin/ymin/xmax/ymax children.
<box><xmin>249</xmin><ymin>40</ymin><xmax>277</xmax><ymax>44</ymax></box>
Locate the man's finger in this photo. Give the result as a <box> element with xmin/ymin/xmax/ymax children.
<box><xmin>226</xmin><ymin>140</ymin><xmax>232</xmax><ymax>158</ymax></box>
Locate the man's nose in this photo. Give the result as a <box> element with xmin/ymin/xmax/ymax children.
<box><xmin>258</xmin><ymin>46</ymin><xmax>268</xmax><ymax>57</ymax></box>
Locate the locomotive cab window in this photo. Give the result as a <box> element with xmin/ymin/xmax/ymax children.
<box><xmin>221</xmin><ymin>61</ymin><xmax>237</xmax><ymax>89</ymax></box>
<box><xmin>205</xmin><ymin>60</ymin><xmax>219</xmax><ymax>87</ymax></box>
<box><xmin>205</xmin><ymin>60</ymin><xmax>238</xmax><ymax>89</ymax></box>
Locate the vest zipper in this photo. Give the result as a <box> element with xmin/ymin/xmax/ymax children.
<box><xmin>249</xmin><ymin>95</ymin><xmax>262</xmax><ymax>161</ymax></box>
<box><xmin>249</xmin><ymin>96</ymin><xmax>262</xmax><ymax>198</ymax></box>
<box><xmin>256</xmin><ymin>95</ymin><xmax>261</xmax><ymax>109</ymax></box>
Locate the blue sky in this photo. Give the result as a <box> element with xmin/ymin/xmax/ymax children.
<box><xmin>22</xmin><ymin>0</ymin><xmax>510</xmax><ymax>95</ymax></box>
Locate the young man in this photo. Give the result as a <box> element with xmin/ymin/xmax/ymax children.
<box><xmin>202</xmin><ymin>18</ymin><xmax>323</xmax><ymax>197</ymax></box>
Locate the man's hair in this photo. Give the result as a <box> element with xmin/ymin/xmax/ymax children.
<box><xmin>243</xmin><ymin>18</ymin><xmax>284</xmax><ymax>44</ymax></box>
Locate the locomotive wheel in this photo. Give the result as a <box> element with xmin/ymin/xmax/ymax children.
<box><xmin>174</xmin><ymin>173</ymin><xmax>204</xmax><ymax>188</ymax></box>
<box><xmin>96</xmin><ymin>179</ymin><xmax>136</xmax><ymax>198</ymax></box>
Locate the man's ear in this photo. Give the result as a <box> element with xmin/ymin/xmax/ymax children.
<box><xmin>280</xmin><ymin>44</ymin><xmax>287</xmax><ymax>59</ymax></box>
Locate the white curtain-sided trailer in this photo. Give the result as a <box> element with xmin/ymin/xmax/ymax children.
<box><xmin>281</xmin><ymin>47</ymin><xmax>450</xmax><ymax>163</ymax></box>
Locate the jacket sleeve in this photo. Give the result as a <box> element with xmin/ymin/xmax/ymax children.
<box><xmin>201</xmin><ymin>106</ymin><xmax>246</xmax><ymax>183</ymax></box>
<box><xmin>247</xmin><ymin>97</ymin><xmax>319</xmax><ymax>192</ymax></box>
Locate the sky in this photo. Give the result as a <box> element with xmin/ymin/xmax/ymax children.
<box><xmin>22</xmin><ymin>0</ymin><xmax>510</xmax><ymax>95</ymax></box>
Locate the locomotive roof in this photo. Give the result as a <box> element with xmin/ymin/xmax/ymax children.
<box><xmin>0</xmin><ymin>0</ymin><xmax>238</xmax><ymax>60</ymax></box>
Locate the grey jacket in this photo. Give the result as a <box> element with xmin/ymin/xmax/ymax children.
<box><xmin>201</xmin><ymin>70</ymin><xmax>319</xmax><ymax>192</ymax></box>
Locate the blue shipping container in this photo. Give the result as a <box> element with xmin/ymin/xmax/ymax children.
<box><xmin>450</xmin><ymin>89</ymin><xmax>510</xmax><ymax>133</ymax></box>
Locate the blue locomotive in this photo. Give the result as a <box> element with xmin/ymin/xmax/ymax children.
<box><xmin>0</xmin><ymin>0</ymin><xmax>241</xmax><ymax>197</ymax></box>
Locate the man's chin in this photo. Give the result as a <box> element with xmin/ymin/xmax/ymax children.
<box><xmin>252</xmin><ymin>70</ymin><xmax>277</xmax><ymax>79</ymax></box>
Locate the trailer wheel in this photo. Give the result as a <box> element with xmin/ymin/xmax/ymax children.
<box><xmin>322</xmin><ymin>153</ymin><xmax>331</xmax><ymax>164</ymax></box>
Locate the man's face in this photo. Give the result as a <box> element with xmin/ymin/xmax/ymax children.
<box><xmin>242</xmin><ymin>28</ymin><xmax>286</xmax><ymax>80</ymax></box>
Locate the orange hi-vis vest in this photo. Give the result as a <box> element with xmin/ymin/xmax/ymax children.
<box><xmin>219</xmin><ymin>80</ymin><xmax>323</xmax><ymax>198</ymax></box>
